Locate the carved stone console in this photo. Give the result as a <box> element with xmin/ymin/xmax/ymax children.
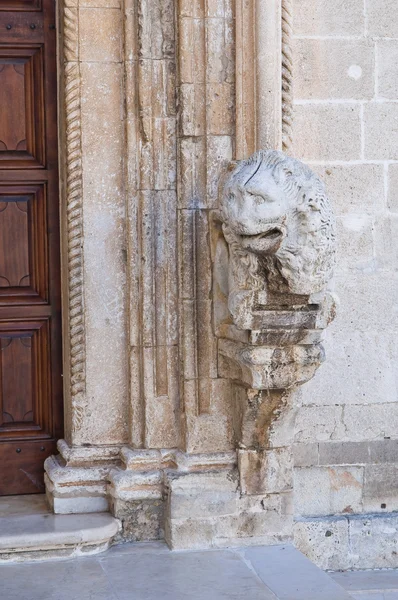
<box><xmin>213</xmin><ymin>150</ymin><xmax>337</xmax><ymax>506</ymax></box>
<box><xmin>215</xmin><ymin>149</ymin><xmax>336</xmax><ymax>391</ymax></box>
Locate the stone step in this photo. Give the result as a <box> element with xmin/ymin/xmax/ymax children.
<box><xmin>0</xmin><ymin>512</ymin><xmax>119</xmax><ymax>562</ymax></box>
<box><xmin>239</xmin><ymin>545</ymin><xmax>355</xmax><ymax>600</ymax></box>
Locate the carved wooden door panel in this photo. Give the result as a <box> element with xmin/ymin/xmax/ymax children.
<box><xmin>0</xmin><ymin>0</ymin><xmax>63</xmax><ymax>495</ymax></box>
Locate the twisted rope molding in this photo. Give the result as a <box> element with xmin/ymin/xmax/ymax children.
<box><xmin>281</xmin><ymin>0</ymin><xmax>293</xmax><ymax>153</ymax></box>
<box><xmin>64</xmin><ymin>6</ymin><xmax>86</xmax><ymax>433</ymax></box>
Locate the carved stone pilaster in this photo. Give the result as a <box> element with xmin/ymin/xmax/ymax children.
<box><xmin>63</xmin><ymin>2</ymin><xmax>87</xmax><ymax>436</ymax></box>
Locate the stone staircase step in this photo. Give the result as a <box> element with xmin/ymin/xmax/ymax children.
<box><xmin>0</xmin><ymin>512</ymin><xmax>119</xmax><ymax>562</ymax></box>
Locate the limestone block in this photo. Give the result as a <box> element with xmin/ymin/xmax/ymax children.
<box><xmin>333</xmin><ymin>273</ymin><xmax>398</xmax><ymax>334</ymax></box>
<box><xmin>213</xmin><ymin>510</ymin><xmax>293</xmax><ymax>545</ymax></box>
<box><xmin>185</xmin><ymin>414</ymin><xmax>234</xmax><ymax>453</ymax></box>
<box><xmin>56</xmin><ymin>439</ymin><xmax>121</xmax><ymax>466</ymax></box>
<box><xmin>374</xmin><ymin>215</ymin><xmax>398</xmax><ymax>270</ymax></box>
<box><xmin>111</xmin><ymin>498</ymin><xmax>164</xmax><ymax>542</ymax></box>
<box><xmin>208</xmin><ymin>83</ymin><xmax>234</xmax><ymax>135</ymax></box>
<box><xmin>300</xmin><ymin>329</ymin><xmax>398</xmax><ymax>407</ymax></box>
<box><xmin>166</xmin><ymin>510</ymin><xmax>293</xmax><ymax>550</ymax></box>
<box><xmin>179</xmin><ymin>83</ymin><xmax>205</xmax><ymax>137</ymax></box>
<box><xmin>335</xmin><ymin>215</ymin><xmax>374</xmax><ymax>272</ymax></box>
<box><xmin>293</xmin><ymin>104</ymin><xmax>361</xmax><ymax>161</ymax></box>
<box><xmin>206</xmin><ymin>18</ymin><xmax>231</xmax><ymax>83</ymax></box>
<box><xmin>318</xmin><ymin>442</ymin><xmax>370</xmax><ymax>466</ymax></box>
<box><xmin>108</xmin><ymin>469</ymin><xmax>163</xmax><ymax>501</ymax></box>
<box><xmin>388</xmin><ymin>165</ymin><xmax>398</xmax><ymax>213</ymax></box>
<box><xmin>178</xmin><ymin>141</ymin><xmax>206</xmax><ymax>208</ymax></box>
<box><xmin>79</xmin><ymin>8</ymin><xmax>122</xmax><ymax>62</ymax></box>
<box><xmin>144</xmin><ymin>346</ymin><xmax>180</xmax><ymax>449</ymax></box>
<box><xmin>239</xmin><ymin>448</ymin><xmax>293</xmax><ymax>495</ymax></box>
<box><xmin>207</xmin><ymin>135</ymin><xmax>233</xmax><ymax>207</ymax></box>
<box><xmin>168</xmin><ymin>490</ymin><xmax>238</xmax><ymax>520</ymax></box>
<box><xmin>294</xmin><ymin>466</ymin><xmax>363</xmax><ymax>517</ymax></box>
<box><xmin>295</xmin><ymin>405</ymin><xmax>344</xmax><ymax>443</ymax></box>
<box><xmin>179</xmin><ymin>0</ymin><xmax>204</xmax><ymax>19</ymax></box>
<box><xmin>165</xmin><ymin>470</ymin><xmax>238</xmax><ymax>524</ymax></box>
<box><xmin>293</xmin><ymin>444</ymin><xmax>319</xmax><ymax>468</ymax></box>
<box><xmin>178</xmin><ymin>18</ymin><xmax>205</xmax><ymax>84</ymax></box>
<box><xmin>367</xmin><ymin>0</ymin><xmax>398</xmax><ymax>37</ymax></box>
<box><xmin>314</xmin><ymin>165</ymin><xmax>384</xmax><ymax>216</ymax></box>
<box><xmin>378</xmin><ymin>41</ymin><xmax>398</xmax><ymax>100</ymax></box>
<box><xmin>79</xmin><ymin>61</ymin><xmax>128</xmax><ymax>445</ymax></box>
<box><xmin>364</xmin><ymin>103</ymin><xmax>398</xmax><ymax>160</ymax></box>
<box><xmin>349</xmin><ymin>515</ymin><xmax>398</xmax><ymax>569</ymax></box>
<box><xmin>369</xmin><ymin>440</ymin><xmax>398</xmax><ymax>464</ymax></box>
<box><xmin>294</xmin><ymin>39</ymin><xmax>374</xmax><ymax>100</ymax></box>
<box><xmin>363</xmin><ymin>464</ymin><xmax>398</xmax><ymax>513</ymax></box>
<box><xmin>293</xmin><ymin>0</ymin><xmax>364</xmax><ymax>36</ymax></box>
<box><xmin>80</xmin><ymin>0</ymin><xmax>121</xmax><ymax>6</ymax></box>
<box><xmin>293</xmin><ymin>518</ymin><xmax>351</xmax><ymax>571</ymax></box>
<box><xmin>342</xmin><ymin>404</ymin><xmax>398</xmax><ymax>443</ymax></box>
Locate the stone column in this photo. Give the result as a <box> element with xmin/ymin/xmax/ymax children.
<box><xmin>45</xmin><ymin>0</ymin><xmax>129</xmax><ymax>513</ymax></box>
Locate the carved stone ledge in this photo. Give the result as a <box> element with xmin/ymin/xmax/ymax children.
<box><xmin>219</xmin><ymin>338</ymin><xmax>325</xmax><ymax>389</ymax></box>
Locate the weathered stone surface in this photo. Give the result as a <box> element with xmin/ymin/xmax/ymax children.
<box><xmin>363</xmin><ymin>464</ymin><xmax>398</xmax><ymax>513</ymax></box>
<box><xmin>367</xmin><ymin>0</ymin><xmax>398</xmax><ymax>37</ymax></box>
<box><xmin>388</xmin><ymin>165</ymin><xmax>398</xmax><ymax>213</ymax></box>
<box><xmin>220</xmin><ymin>150</ymin><xmax>336</xmax><ymax>299</ymax></box>
<box><xmin>294</xmin><ymin>0</ymin><xmax>365</xmax><ymax>36</ymax></box>
<box><xmin>239</xmin><ymin>449</ymin><xmax>293</xmax><ymax>496</ymax></box>
<box><xmin>111</xmin><ymin>499</ymin><xmax>164</xmax><ymax>542</ymax></box>
<box><xmin>293</xmin><ymin>104</ymin><xmax>361</xmax><ymax>161</ymax></box>
<box><xmin>294</xmin><ymin>39</ymin><xmax>374</xmax><ymax>100</ymax></box>
<box><xmin>79</xmin><ymin>8</ymin><xmax>122</xmax><ymax>62</ymax></box>
<box><xmin>348</xmin><ymin>515</ymin><xmax>398</xmax><ymax>569</ymax></box>
<box><xmin>378</xmin><ymin>41</ymin><xmax>398</xmax><ymax>100</ymax></box>
<box><xmin>293</xmin><ymin>517</ymin><xmax>351</xmax><ymax>571</ymax></box>
<box><xmin>293</xmin><ymin>444</ymin><xmax>319</xmax><ymax>468</ymax></box>
<box><xmin>318</xmin><ymin>442</ymin><xmax>370</xmax><ymax>466</ymax></box>
<box><xmin>364</xmin><ymin>103</ymin><xmax>398</xmax><ymax>160</ymax></box>
<box><xmin>314</xmin><ymin>165</ymin><xmax>384</xmax><ymax>216</ymax></box>
<box><xmin>42</xmin><ymin>0</ymin><xmax>398</xmax><ymax>563</ymax></box>
<box><xmin>294</xmin><ymin>467</ymin><xmax>363</xmax><ymax>517</ymax></box>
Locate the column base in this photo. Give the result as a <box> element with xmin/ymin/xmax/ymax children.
<box><xmin>45</xmin><ymin>442</ymin><xmax>293</xmax><ymax>549</ymax></box>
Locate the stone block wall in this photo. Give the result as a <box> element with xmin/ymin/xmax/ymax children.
<box><xmin>47</xmin><ymin>0</ymin><xmax>398</xmax><ymax>564</ymax></box>
<box><xmin>292</xmin><ymin>0</ymin><xmax>398</xmax><ymax>569</ymax></box>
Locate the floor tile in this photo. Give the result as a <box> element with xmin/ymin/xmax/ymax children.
<box><xmin>100</xmin><ymin>548</ymin><xmax>277</xmax><ymax>600</ymax></box>
<box><xmin>242</xmin><ymin>545</ymin><xmax>352</xmax><ymax>600</ymax></box>
<box><xmin>0</xmin><ymin>495</ymin><xmax>48</xmax><ymax>517</ymax></box>
<box><xmin>331</xmin><ymin>570</ymin><xmax>398</xmax><ymax>592</ymax></box>
<box><xmin>351</xmin><ymin>594</ymin><xmax>384</xmax><ymax>600</ymax></box>
<box><xmin>0</xmin><ymin>557</ymin><xmax>118</xmax><ymax>600</ymax></box>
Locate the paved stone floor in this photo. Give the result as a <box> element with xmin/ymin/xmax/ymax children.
<box><xmin>0</xmin><ymin>542</ymin><xmax>352</xmax><ymax>600</ymax></box>
<box><xmin>331</xmin><ymin>570</ymin><xmax>398</xmax><ymax>600</ymax></box>
<box><xmin>1</xmin><ymin>540</ymin><xmax>398</xmax><ymax>599</ymax></box>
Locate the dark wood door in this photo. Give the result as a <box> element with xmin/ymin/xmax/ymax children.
<box><xmin>0</xmin><ymin>0</ymin><xmax>63</xmax><ymax>495</ymax></box>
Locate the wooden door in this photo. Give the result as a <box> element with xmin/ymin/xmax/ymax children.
<box><xmin>0</xmin><ymin>0</ymin><xmax>63</xmax><ymax>495</ymax></box>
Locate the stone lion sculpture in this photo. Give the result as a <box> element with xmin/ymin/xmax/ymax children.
<box><xmin>221</xmin><ymin>150</ymin><xmax>336</xmax><ymax>297</ymax></box>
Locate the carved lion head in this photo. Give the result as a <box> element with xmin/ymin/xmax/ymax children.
<box><xmin>221</xmin><ymin>150</ymin><xmax>336</xmax><ymax>295</ymax></box>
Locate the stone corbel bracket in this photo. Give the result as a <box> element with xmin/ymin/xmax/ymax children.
<box><xmin>215</xmin><ymin>150</ymin><xmax>337</xmax><ymax>389</ymax></box>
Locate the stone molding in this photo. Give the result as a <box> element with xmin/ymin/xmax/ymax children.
<box><xmin>282</xmin><ymin>0</ymin><xmax>293</xmax><ymax>152</ymax></box>
<box><xmin>62</xmin><ymin>1</ymin><xmax>87</xmax><ymax>435</ymax></box>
